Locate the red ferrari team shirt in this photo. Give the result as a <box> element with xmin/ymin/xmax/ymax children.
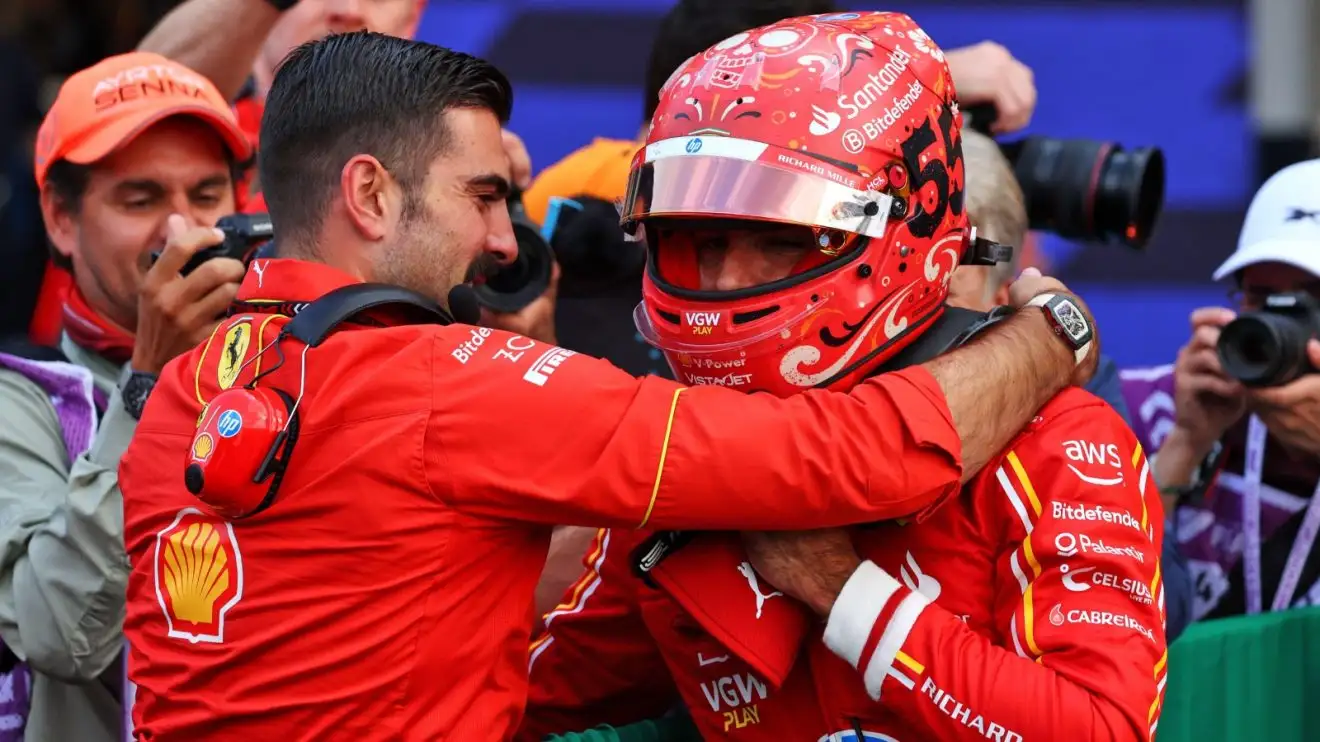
<box><xmin>120</xmin><ymin>258</ymin><xmax>970</xmax><ymax>740</ymax></box>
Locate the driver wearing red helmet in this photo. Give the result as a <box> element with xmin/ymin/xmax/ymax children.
<box><xmin>521</xmin><ymin>12</ymin><xmax>1167</xmax><ymax>742</ymax></box>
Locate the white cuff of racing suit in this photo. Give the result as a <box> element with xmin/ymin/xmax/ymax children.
<box><xmin>823</xmin><ymin>560</ymin><xmax>931</xmax><ymax>700</ymax></box>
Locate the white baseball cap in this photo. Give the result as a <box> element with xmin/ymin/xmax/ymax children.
<box><xmin>1214</xmin><ymin>158</ymin><xmax>1320</xmax><ymax>281</ymax></box>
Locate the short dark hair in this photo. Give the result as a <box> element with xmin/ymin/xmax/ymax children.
<box><xmin>643</xmin><ymin>0</ymin><xmax>838</xmax><ymax>121</ymax></box>
<box><xmin>42</xmin><ymin>160</ymin><xmax>92</xmax><ymax>271</ymax></box>
<box><xmin>259</xmin><ymin>31</ymin><xmax>514</xmax><ymax>249</ymax></box>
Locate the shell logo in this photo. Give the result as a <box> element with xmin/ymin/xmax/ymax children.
<box><xmin>191</xmin><ymin>433</ymin><xmax>214</xmax><ymax>461</ymax></box>
<box><xmin>153</xmin><ymin>508</ymin><xmax>244</xmax><ymax>644</ymax></box>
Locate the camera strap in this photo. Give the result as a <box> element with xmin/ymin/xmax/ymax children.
<box><xmin>1242</xmin><ymin>414</ymin><xmax>1320</xmax><ymax>613</ymax></box>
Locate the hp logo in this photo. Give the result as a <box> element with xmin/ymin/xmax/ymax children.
<box><xmin>685</xmin><ymin>137</ymin><xmax>703</xmax><ymax>154</ymax></box>
<box><xmin>216</xmin><ymin>409</ymin><xmax>244</xmax><ymax>439</ymax></box>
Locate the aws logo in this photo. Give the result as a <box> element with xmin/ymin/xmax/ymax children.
<box><xmin>153</xmin><ymin>508</ymin><xmax>244</xmax><ymax>644</ymax></box>
<box><xmin>1061</xmin><ymin>439</ymin><xmax>1125</xmax><ymax>486</ymax></box>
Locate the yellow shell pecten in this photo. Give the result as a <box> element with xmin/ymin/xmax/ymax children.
<box><xmin>163</xmin><ymin>522</ymin><xmax>230</xmax><ymax>624</ymax></box>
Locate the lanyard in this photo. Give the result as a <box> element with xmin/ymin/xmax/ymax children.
<box><xmin>1242</xmin><ymin>414</ymin><xmax>1320</xmax><ymax>613</ymax></box>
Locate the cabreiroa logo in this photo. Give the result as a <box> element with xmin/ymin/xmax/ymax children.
<box><xmin>153</xmin><ymin>508</ymin><xmax>244</xmax><ymax>644</ymax></box>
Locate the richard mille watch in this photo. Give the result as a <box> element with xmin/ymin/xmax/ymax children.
<box><xmin>118</xmin><ymin>365</ymin><xmax>158</xmax><ymax>422</ymax></box>
<box><xmin>1026</xmin><ymin>292</ymin><xmax>1094</xmax><ymax>366</ymax></box>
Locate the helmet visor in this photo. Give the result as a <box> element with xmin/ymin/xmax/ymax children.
<box><xmin>621</xmin><ymin>136</ymin><xmax>893</xmax><ymax>239</ymax></box>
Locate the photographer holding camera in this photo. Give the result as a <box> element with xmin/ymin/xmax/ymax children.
<box><xmin>0</xmin><ymin>52</ymin><xmax>252</xmax><ymax>740</ymax></box>
<box><xmin>1123</xmin><ymin>158</ymin><xmax>1320</xmax><ymax>623</ymax></box>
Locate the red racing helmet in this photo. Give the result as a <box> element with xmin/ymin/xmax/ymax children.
<box><xmin>625</xmin><ymin>12</ymin><xmax>970</xmax><ymax>397</ymax></box>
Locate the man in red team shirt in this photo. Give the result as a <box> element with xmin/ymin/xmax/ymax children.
<box><xmin>521</xmin><ymin>13</ymin><xmax>1168</xmax><ymax>742</ymax></box>
<box><xmin>120</xmin><ymin>30</ymin><xmax>1102</xmax><ymax>742</ymax></box>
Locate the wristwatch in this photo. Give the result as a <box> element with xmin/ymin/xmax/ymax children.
<box><xmin>118</xmin><ymin>365</ymin><xmax>158</xmax><ymax>421</ymax></box>
<box><xmin>1025</xmin><ymin>292</ymin><xmax>1094</xmax><ymax>366</ymax></box>
<box><xmin>1153</xmin><ymin>440</ymin><xmax>1224</xmax><ymax>506</ymax></box>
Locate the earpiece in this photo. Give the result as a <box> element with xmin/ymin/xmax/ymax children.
<box><xmin>181</xmin><ymin>283</ymin><xmax>456</xmax><ymax>520</ymax></box>
<box><xmin>186</xmin><ymin>386</ymin><xmax>298</xmax><ymax>520</ymax></box>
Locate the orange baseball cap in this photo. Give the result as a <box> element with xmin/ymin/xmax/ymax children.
<box><xmin>34</xmin><ymin>52</ymin><xmax>253</xmax><ymax>189</ymax></box>
<box><xmin>522</xmin><ymin>138</ymin><xmax>639</xmax><ymax>225</ymax></box>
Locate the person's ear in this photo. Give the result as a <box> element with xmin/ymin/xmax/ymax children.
<box><xmin>40</xmin><ymin>184</ymin><xmax>79</xmax><ymax>264</ymax></box>
<box><xmin>339</xmin><ymin>155</ymin><xmax>398</xmax><ymax>241</ymax></box>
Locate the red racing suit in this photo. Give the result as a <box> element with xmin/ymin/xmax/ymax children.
<box><xmin>119</xmin><ymin>259</ymin><xmax>972</xmax><ymax>741</ymax></box>
<box><xmin>521</xmin><ymin>389</ymin><xmax>1169</xmax><ymax>742</ymax></box>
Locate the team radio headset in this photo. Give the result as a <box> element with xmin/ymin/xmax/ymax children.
<box><xmin>185</xmin><ymin>283</ymin><xmax>480</xmax><ymax>519</ymax></box>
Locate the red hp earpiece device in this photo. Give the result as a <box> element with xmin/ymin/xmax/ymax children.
<box><xmin>183</xmin><ymin>284</ymin><xmax>461</xmax><ymax>519</ymax></box>
<box><xmin>186</xmin><ymin>387</ymin><xmax>298</xmax><ymax>519</ymax></box>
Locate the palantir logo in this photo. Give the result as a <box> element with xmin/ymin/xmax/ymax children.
<box><xmin>1055</xmin><ymin>532</ymin><xmax>1078</xmax><ymax>558</ymax></box>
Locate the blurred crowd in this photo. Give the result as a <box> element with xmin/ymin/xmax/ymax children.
<box><xmin>1</xmin><ymin>1</ymin><xmax>1318</xmax><ymax>741</ymax></box>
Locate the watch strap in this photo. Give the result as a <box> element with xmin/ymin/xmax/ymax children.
<box><xmin>119</xmin><ymin>366</ymin><xmax>158</xmax><ymax>421</ymax></box>
<box><xmin>1026</xmin><ymin>292</ymin><xmax>1094</xmax><ymax>366</ymax></box>
<box><xmin>1154</xmin><ymin>440</ymin><xmax>1224</xmax><ymax>506</ymax></box>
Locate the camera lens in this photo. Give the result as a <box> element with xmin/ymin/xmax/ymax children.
<box><xmin>1000</xmin><ymin>138</ymin><xmax>1165</xmax><ymax>250</ymax></box>
<box><xmin>1217</xmin><ymin>312</ymin><xmax>1311</xmax><ymax>387</ymax></box>
<box><xmin>472</xmin><ymin>199</ymin><xmax>554</xmax><ymax>313</ymax></box>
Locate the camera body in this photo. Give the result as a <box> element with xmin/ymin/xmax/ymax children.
<box><xmin>152</xmin><ymin>213</ymin><xmax>275</xmax><ymax>276</ymax></box>
<box><xmin>473</xmin><ymin>194</ymin><xmax>555</xmax><ymax>313</ymax></box>
<box><xmin>1217</xmin><ymin>291</ymin><xmax>1320</xmax><ymax>387</ymax></box>
<box><xmin>473</xmin><ymin>193</ymin><xmax>647</xmax><ymax>312</ymax></box>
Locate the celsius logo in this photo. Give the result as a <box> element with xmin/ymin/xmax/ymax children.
<box><xmin>1060</xmin><ymin>564</ymin><xmax>1154</xmax><ymax>604</ymax></box>
<box><xmin>1060</xmin><ymin>564</ymin><xmax>1095</xmax><ymax>591</ymax></box>
<box><xmin>686</xmin><ymin>137</ymin><xmax>703</xmax><ymax>154</ymax></box>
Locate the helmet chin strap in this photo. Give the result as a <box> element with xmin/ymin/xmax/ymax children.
<box><xmin>875</xmin><ymin>305</ymin><xmax>1014</xmax><ymax>374</ymax></box>
<box><xmin>961</xmin><ymin>226</ymin><xmax>1015</xmax><ymax>266</ymax></box>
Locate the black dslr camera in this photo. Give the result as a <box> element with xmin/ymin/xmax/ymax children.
<box><xmin>151</xmin><ymin>213</ymin><xmax>274</xmax><ymax>275</ymax></box>
<box><xmin>1217</xmin><ymin>292</ymin><xmax>1320</xmax><ymax>387</ymax></box>
<box><xmin>963</xmin><ymin>104</ymin><xmax>1165</xmax><ymax>250</ymax></box>
<box><xmin>473</xmin><ymin>192</ymin><xmax>555</xmax><ymax>313</ymax></box>
<box><xmin>473</xmin><ymin>191</ymin><xmax>647</xmax><ymax>311</ymax></box>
